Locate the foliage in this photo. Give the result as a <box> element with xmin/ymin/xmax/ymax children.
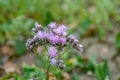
<box><xmin>1</xmin><ymin>54</ymin><xmax>109</xmax><ymax>80</ymax></box>
<box><xmin>115</xmin><ymin>32</ymin><xmax>120</xmax><ymax>51</ymax></box>
<box><xmin>65</xmin><ymin>54</ymin><xmax>110</xmax><ymax>80</ymax></box>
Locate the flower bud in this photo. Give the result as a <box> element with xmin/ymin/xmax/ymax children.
<box><xmin>57</xmin><ymin>60</ymin><xmax>64</xmax><ymax>64</ymax></box>
<box><xmin>35</xmin><ymin>42</ymin><xmax>39</xmax><ymax>46</ymax></box>
<box><xmin>58</xmin><ymin>63</ymin><xmax>65</xmax><ymax>70</ymax></box>
<box><xmin>32</xmin><ymin>28</ymin><xmax>38</xmax><ymax>33</ymax></box>
<box><xmin>75</xmin><ymin>44</ymin><xmax>83</xmax><ymax>52</ymax></box>
<box><xmin>36</xmin><ymin>25</ymin><xmax>42</xmax><ymax>30</ymax></box>
<box><xmin>29</xmin><ymin>45</ymin><xmax>33</xmax><ymax>50</ymax></box>
<box><xmin>35</xmin><ymin>22</ymin><xmax>42</xmax><ymax>30</ymax></box>
<box><xmin>50</xmin><ymin>58</ymin><xmax>57</xmax><ymax>65</ymax></box>
<box><xmin>33</xmin><ymin>35</ymin><xmax>39</xmax><ymax>42</ymax></box>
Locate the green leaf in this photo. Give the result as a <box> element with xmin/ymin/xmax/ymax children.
<box><xmin>98</xmin><ymin>28</ymin><xmax>106</xmax><ymax>41</ymax></box>
<box><xmin>35</xmin><ymin>68</ymin><xmax>45</xmax><ymax>80</ymax></box>
<box><xmin>102</xmin><ymin>61</ymin><xmax>110</xmax><ymax>79</ymax></box>
<box><xmin>72</xmin><ymin>72</ymin><xmax>79</xmax><ymax>80</ymax></box>
<box><xmin>0</xmin><ymin>34</ymin><xmax>4</xmax><ymax>45</ymax></box>
<box><xmin>15</xmin><ymin>74</ymin><xmax>25</xmax><ymax>80</ymax></box>
<box><xmin>94</xmin><ymin>60</ymin><xmax>110</xmax><ymax>80</ymax></box>
<box><xmin>76</xmin><ymin>54</ymin><xmax>84</xmax><ymax>68</ymax></box>
<box><xmin>94</xmin><ymin>64</ymin><xmax>103</xmax><ymax>80</ymax></box>
<box><xmin>22</xmin><ymin>63</ymin><xmax>36</xmax><ymax>79</ymax></box>
<box><xmin>115</xmin><ymin>32</ymin><xmax>120</xmax><ymax>51</ymax></box>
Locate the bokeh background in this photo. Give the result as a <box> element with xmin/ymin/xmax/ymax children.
<box><xmin>0</xmin><ymin>0</ymin><xmax>120</xmax><ymax>80</ymax></box>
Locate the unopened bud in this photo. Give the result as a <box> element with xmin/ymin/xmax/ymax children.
<box><xmin>58</xmin><ymin>60</ymin><xmax>64</xmax><ymax>63</ymax></box>
<box><xmin>33</xmin><ymin>36</ymin><xmax>39</xmax><ymax>42</ymax></box>
<box><xmin>35</xmin><ymin>22</ymin><xmax>42</xmax><ymax>30</ymax></box>
<box><xmin>59</xmin><ymin>63</ymin><xmax>65</xmax><ymax>70</ymax></box>
<box><xmin>36</xmin><ymin>25</ymin><xmax>42</xmax><ymax>30</ymax></box>
<box><xmin>29</xmin><ymin>45</ymin><xmax>33</xmax><ymax>50</ymax></box>
<box><xmin>75</xmin><ymin>44</ymin><xmax>83</xmax><ymax>52</ymax></box>
<box><xmin>35</xmin><ymin>42</ymin><xmax>39</xmax><ymax>46</ymax></box>
<box><xmin>32</xmin><ymin>28</ymin><xmax>38</xmax><ymax>33</ymax></box>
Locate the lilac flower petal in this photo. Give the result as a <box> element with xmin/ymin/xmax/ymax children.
<box><xmin>48</xmin><ymin>46</ymin><xmax>57</xmax><ymax>58</ymax></box>
<box><xmin>48</xmin><ymin>34</ymin><xmax>59</xmax><ymax>44</ymax></box>
<box><xmin>59</xmin><ymin>37</ymin><xmax>66</xmax><ymax>45</ymax></box>
<box><xmin>49</xmin><ymin>22</ymin><xmax>56</xmax><ymax>29</ymax></box>
<box><xmin>59</xmin><ymin>25</ymin><xmax>67</xmax><ymax>31</ymax></box>
<box><xmin>51</xmin><ymin>58</ymin><xmax>57</xmax><ymax>65</ymax></box>
<box><xmin>37</xmin><ymin>31</ymin><xmax>43</xmax><ymax>40</ymax></box>
<box><xmin>43</xmin><ymin>32</ymin><xmax>49</xmax><ymax>39</ymax></box>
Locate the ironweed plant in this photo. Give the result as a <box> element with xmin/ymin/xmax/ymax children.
<box><xmin>26</xmin><ymin>22</ymin><xmax>83</xmax><ymax>80</ymax></box>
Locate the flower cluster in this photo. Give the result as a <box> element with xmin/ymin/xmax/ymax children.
<box><xmin>26</xmin><ymin>22</ymin><xmax>83</xmax><ymax>69</ymax></box>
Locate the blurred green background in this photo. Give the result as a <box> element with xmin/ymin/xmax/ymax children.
<box><xmin>0</xmin><ymin>0</ymin><xmax>120</xmax><ymax>47</ymax></box>
<box><xmin>0</xmin><ymin>0</ymin><xmax>120</xmax><ymax>80</ymax></box>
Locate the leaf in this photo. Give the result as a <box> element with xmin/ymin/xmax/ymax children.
<box><xmin>75</xmin><ymin>54</ymin><xmax>84</xmax><ymax>68</ymax></box>
<box><xmin>15</xmin><ymin>74</ymin><xmax>25</xmax><ymax>80</ymax></box>
<box><xmin>35</xmin><ymin>68</ymin><xmax>45</xmax><ymax>80</ymax></box>
<box><xmin>102</xmin><ymin>61</ymin><xmax>110</xmax><ymax>79</ymax></box>
<box><xmin>0</xmin><ymin>34</ymin><xmax>4</xmax><ymax>45</ymax></box>
<box><xmin>22</xmin><ymin>63</ymin><xmax>36</xmax><ymax>79</ymax></box>
<box><xmin>115</xmin><ymin>32</ymin><xmax>120</xmax><ymax>51</ymax></box>
<box><xmin>94</xmin><ymin>60</ymin><xmax>110</xmax><ymax>80</ymax></box>
<box><xmin>98</xmin><ymin>27</ymin><xmax>106</xmax><ymax>41</ymax></box>
<box><xmin>72</xmin><ymin>72</ymin><xmax>79</xmax><ymax>80</ymax></box>
<box><xmin>94</xmin><ymin>64</ymin><xmax>103</xmax><ymax>80</ymax></box>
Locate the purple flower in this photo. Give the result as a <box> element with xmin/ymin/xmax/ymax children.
<box><xmin>53</xmin><ymin>25</ymin><xmax>67</xmax><ymax>35</ymax></box>
<box><xmin>48</xmin><ymin>46</ymin><xmax>57</xmax><ymax>58</ymax></box>
<box><xmin>48</xmin><ymin>34</ymin><xmax>59</xmax><ymax>44</ymax></box>
<box><xmin>43</xmin><ymin>32</ymin><xmax>50</xmax><ymax>39</ymax></box>
<box><xmin>50</xmin><ymin>58</ymin><xmax>57</xmax><ymax>65</ymax></box>
<box><xmin>59</xmin><ymin>37</ymin><xmax>66</xmax><ymax>45</ymax></box>
<box><xmin>49</xmin><ymin>22</ymin><xmax>56</xmax><ymax>29</ymax></box>
<box><xmin>59</xmin><ymin>25</ymin><xmax>67</xmax><ymax>31</ymax></box>
<box><xmin>36</xmin><ymin>31</ymin><xmax>43</xmax><ymax>40</ymax></box>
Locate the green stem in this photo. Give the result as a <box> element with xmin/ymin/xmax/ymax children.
<box><xmin>32</xmin><ymin>50</ymin><xmax>46</xmax><ymax>74</ymax></box>
<box><xmin>46</xmin><ymin>64</ymin><xmax>50</xmax><ymax>80</ymax></box>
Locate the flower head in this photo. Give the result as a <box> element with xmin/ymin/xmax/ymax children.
<box><xmin>43</xmin><ymin>32</ymin><xmax>50</xmax><ymax>40</ymax></box>
<box><xmin>50</xmin><ymin>58</ymin><xmax>57</xmax><ymax>65</ymax></box>
<box><xmin>36</xmin><ymin>31</ymin><xmax>43</xmax><ymax>40</ymax></box>
<box><xmin>53</xmin><ymin>25</ymin><xmax>67</xmax><ymax>36</ymax></box>
<box><xmin>59</xmin><ymin>37</ymin><xmax>66</xmax><ymax>45</ymax></box>
<box><xmin>48</xmin><ymin>46</ymin><xmax>57</xmax><ymax>58</ymax></box>
<box><xmin>48</xmin><ymin>34</ymin><xmax>59</xmax><ymax>44</ymax></box>
<box><xmin>59</xmin><ymin>25</ymin><xmax>67</xmax><ymax>31</ymax></box>
<box><xmin>49</xmin><ymin>22</ymin><xmax>56</xmax><ymax>29</ymax></box>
